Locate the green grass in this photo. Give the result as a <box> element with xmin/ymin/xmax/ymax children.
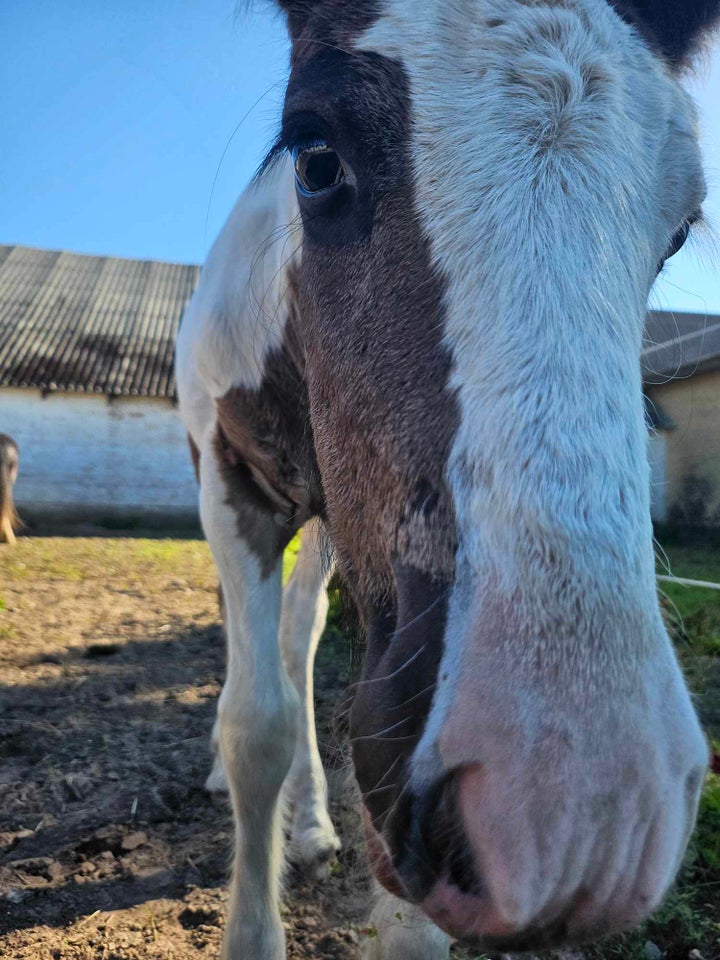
<box><xmin>282</xmin><ymin>533</ymin><xmax>302</xmax><ymax>584</ymax></box>
<box><xmin>695</xmin><ymin>773</ymin><xmax>720</xmax><ymax>872</ymax></box>
<box><xmin>0</xmin><ymin>537</ymin><xmax>215</xmax><ymax>588</ymax></box>
<box><xmin>658</xmin><ymin>546</ymin><xmax>720</xmax><ymax>660</ymax></box>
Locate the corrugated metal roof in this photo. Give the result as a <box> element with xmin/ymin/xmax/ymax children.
<box><xmin>0</xmin><ymin>244</ymin><xmax>199</xmax><ymax>399</ymax></box>
<box><xmin>643</xmin><ymin>310</ymin><xmax>720</xmax><ymax>384</ymax></box>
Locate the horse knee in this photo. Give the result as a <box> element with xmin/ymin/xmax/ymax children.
<box><xmin>217</xmin><ymin>679</ymin><xmax>300</xmax><ymax>787</ymax></box>
<box><xmin>281</xmin><ymin>583</ymin><xmax>328</xmax><ymax>677</ymax></box>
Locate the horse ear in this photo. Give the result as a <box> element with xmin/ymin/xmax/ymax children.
<box><xmin>610</xmin><ymin>0</ymin><xmax>720</xmax><ymax>68</ymax></box>
<box><xmin>274</xmin><ymin>0</ymin><xmax>322</xmax><ymax>35</ymax></box>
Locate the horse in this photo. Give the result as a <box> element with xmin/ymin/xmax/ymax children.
<box><xmin>175</xmin><ymin>2</ymin><xmax>719</xmax><ymax>957</ymax></box>
<box><xmin>0</xmin><ymin>434</ymin><xmax>20</xmax><ymax>546</ymax></box>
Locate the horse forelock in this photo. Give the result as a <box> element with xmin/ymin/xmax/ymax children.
<box><xmin>269</xmin><ymin>0</ymin><xmax>720</xmax><ymax>70</ymax></box>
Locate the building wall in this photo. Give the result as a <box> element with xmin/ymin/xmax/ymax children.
<box><xmin>647</xmin><ymin>369</ymin><xmax>720</xmax><ymax>527</ymax></box>
<box><xmin>1</xmin><ymin>389</ymin><xmax>198</xmax><ymax>518</ymax></box>
<box><xmin>4</xmin><ymin>377</ymin><xmax>718</xmax><ymax>528</ymax></box>
<box><xmin>648</xmin><ymin>432</ymin><xmax>668</xmax><ymax>523</ymax></box>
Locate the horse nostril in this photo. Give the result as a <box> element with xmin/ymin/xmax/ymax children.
<box><xmin>387</xmin><ymin>770</ymin><xmax>484</xmax><ymax>901</ymax></box>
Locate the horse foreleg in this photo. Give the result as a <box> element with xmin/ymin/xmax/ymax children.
<box><xmin>362</xmin><ymin>885</ymin><xmax>450</xmax><ymax>960</ymax></box>
<box><xmin>280</xmin><ymin>517</ymin><xmax>341</xmax><ymax>876</ymax></box>
<box><xmin>200</xmin><ymin>440</ymin><xmax>298</xmax><ymax>960</ymax></box>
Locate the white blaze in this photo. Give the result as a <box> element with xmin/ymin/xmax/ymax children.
<box><xmin>358</xmin><ymin>0</ymin><xmax>706</xmax><ymax>793</ymax></box>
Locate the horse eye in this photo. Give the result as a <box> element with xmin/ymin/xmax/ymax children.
<box><xmin>293</xmin><ymin>144</ymin><xmax>345</xmax><ymax>196</ymax></box>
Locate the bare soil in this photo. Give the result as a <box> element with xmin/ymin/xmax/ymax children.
<box><xmin>0</xmin><ymin>537</ymin><xmax>365</xmax><ymax>960</ymax></box>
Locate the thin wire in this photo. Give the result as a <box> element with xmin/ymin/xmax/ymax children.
<box><xmin>203</xmin><ymin>75</ymin><xmax>289</xmax><ymax>259</ymax></box>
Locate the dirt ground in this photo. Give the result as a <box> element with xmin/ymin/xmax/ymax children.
<box><xmin>1</xmin><ymin>536</ymin><xmax>719</xmax><ymax>960</ymax></box>
<box><xmin>0</xmin><ymin>537</ymin><xmax>366</xmax><ymax>960</ymax></box>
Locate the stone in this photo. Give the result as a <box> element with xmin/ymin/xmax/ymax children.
<box><xmin>120</xmin><ymin>831</ymin><xmax>147</xmax><ymax>851</ymax></box>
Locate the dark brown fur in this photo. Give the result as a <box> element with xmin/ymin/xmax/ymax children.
<box><xmin>214</xmin><ymin>269</ymin><xmax>323</xmax><ymax>577</ymax></box>
<box><xmin>608</xmin><ymin>0</ymin><xmax>720</xmax><ymax>67</ymax></box>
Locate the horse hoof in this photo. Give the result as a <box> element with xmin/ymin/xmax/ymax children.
<box><xmin>291</xmin><ymin>824</ymin><xmax>341</xmax><ymax>879</ymax></box>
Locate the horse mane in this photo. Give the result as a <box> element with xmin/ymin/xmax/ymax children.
<box><xmin>607</xmin><ymin>0</ymin><xmax>720</xmax><ymax>67</ymax></box>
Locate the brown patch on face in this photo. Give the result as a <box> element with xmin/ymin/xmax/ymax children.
<box><xmin>279</xmin><ymin>5</ymin><xmax>461</xmax><ymax>863</ymax></box>
<box><xmin>282</xmin><ymin>20</ymin><xmax>460</xmax><ymax>599</ymax></box>
<box><xmin>303</xmin><ymin>198</ymin><xmax>459</xmax><ymax>597</ymax></box>
<box><xmin>283</xmin><ymin>1</ymin><xmax>380</xmax><ymax>65</ymax></box>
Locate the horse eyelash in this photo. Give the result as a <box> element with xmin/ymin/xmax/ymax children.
<box><xmin>254</xmin><ymin>132</ymin><xmax>322</xmax><ymax>181</ymax></box>
<box><xmin>254</xmin><ymin>133</ymin><xmax>289</xmax><ymax>181</ymax></box>
<box><xmin>256</xmin><ymin>110</ymin><xmax>336</xmax><ymax>181</ymax></box>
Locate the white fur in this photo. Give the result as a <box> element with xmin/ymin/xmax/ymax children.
<box><xmin>281</xmin><ymin>518</ymin><xmax>342</xmax><ymax>874</ymax></box>
<box><xmin>205</xmin><ymin>522</ymin><xmax>340</xmax><ymax>877</ymax></box>
<box><xmin>360</xmin><ymin>0</ymin><xmax>708</xmax><ymax>939</ymax></box>
<box><xmin>199</xmin><ymin>434</ymin><xmax>298</xmax><ymax>960</ymax></box>
<box><xmin>207</xmin><ymin>517</ymin><xmax>342</xmax><ymax>872</ymax></box>
<box><xmin>362</xmin><ymin>885</ymin><xmax>451</xmax><ymax>960</ymax></box>
<box><xmin>176</xmin><ymin>161</ymin><xmax>338</xmax><ymax>958</ymax></box>
<box><xmin>176</xmin><ymin>156</ymin><xmax>300</xmax><ymax>443</ymax></box>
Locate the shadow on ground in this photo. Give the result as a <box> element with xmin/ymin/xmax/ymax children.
<box><xmin>0</xmin><ymin>622</ymin><xmax>230</xmax><ymax>934</ymax></box>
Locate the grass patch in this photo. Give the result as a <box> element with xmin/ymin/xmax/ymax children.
<box><xmin>0</xmin><ymin>537</ymin><xmax>215</xmax><ymax>588</ymax></box>
<box><xmin>695</xmin><ymin>770</ymin><xmax>720</xmax><ymax>872</ymax></box>
<box><xmin>659</xmin><ymin>546</ymin><xmax>720</xmax><ymax>660</ymax></box>
<box><xmin>283</xmin><ymin>533</ymin><xmax>302</xmax><ymax>584</ymax></box>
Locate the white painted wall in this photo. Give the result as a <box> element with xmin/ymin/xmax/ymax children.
<box><xmin>648</xmin><ymin>432</ymin><xmax>668</xmax><ymax>524</ymax></box>
<box><xmin>0</xmin><ymin>388</ymin><xmax>199</xmax><ymax>517</ymax></box>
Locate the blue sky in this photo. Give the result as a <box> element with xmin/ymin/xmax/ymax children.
<box><xmin>2</xmin><ymin>1</ymin><xmax>719</xmax><ymax>313</ymax></box>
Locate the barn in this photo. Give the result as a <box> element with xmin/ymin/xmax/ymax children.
<box><xmin>0</xmin><ymin>244</ymin><xmax>200</xmax><ymax>528</ymax></box>
<box><xmin>1</xmin><ymin>243</ymin><xmax>718</xmax><ymax>531</ymax></box>
<box><xmin>645</xmin><ymin>310</ymin><xmax>720</xmax><ymax>530</ymax></box>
